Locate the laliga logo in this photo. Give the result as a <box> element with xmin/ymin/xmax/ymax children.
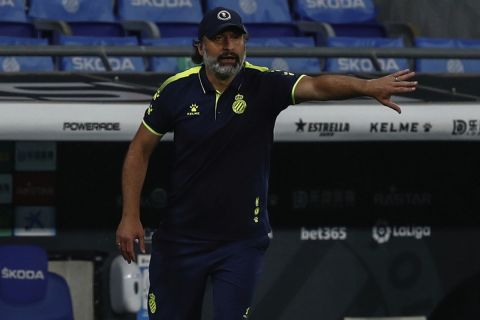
<box><xmin>1</xmin><ymin>267</ymin><xmax>45</xmax><ymax>280</ymax></box>
<box><xmin>372</xmin><ymin>221</ymin><xmax>391</xmax><ymax>244</ymax></box>
<box><xmin>372</xmin><ymin>220</ymin><xmax>432</xmax><ymax>244</ymax></box>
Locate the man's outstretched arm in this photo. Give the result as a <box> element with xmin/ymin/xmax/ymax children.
<box><xmin>294</xmin><ymin>69</ymin><xmax>417</xmax><ymax>113</ymax></box>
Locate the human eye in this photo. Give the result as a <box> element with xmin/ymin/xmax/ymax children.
<box><xmin>213</xmin><ymin>35</ymin><xmax>224</xmax><ymax>43</ymax></box>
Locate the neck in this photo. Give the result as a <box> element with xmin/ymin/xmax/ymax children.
<box><xmin>205</xmin><ymin>68</ymin><xmax>237</xmax><ymax>93</ymax></box>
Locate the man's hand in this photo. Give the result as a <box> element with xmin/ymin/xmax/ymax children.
<box><xmin>366</xmin><ymin>69</ymin><xmax>417</xmax><ymax>114</ymax></box>
<box><xmin>115</xmin><ymin>215</ymin><xmax>146</xmax><ymax>263</ymax></box>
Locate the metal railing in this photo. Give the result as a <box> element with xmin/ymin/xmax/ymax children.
<box><xmin>0</xmin><ymin>45</ymin><xmax>479</xmax><ymax>71</ymax></box>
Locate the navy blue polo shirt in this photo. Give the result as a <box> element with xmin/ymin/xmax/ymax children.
<box><xmin>143</xmin><ymin>62</ymin><xmax>305</xmax><ymax>240</ymax></box>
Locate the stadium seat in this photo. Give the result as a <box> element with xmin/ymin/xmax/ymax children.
<box><xmin>415</xmin><ymin>37</ymin><xmax>480</xmax><ymax>73</ymax></box>
<box><xmin>324</xmin><ymin>36</ymin><xmax>409</xmax><ymax>73</ymax></box>
<box><xmin>0</xmin><ymin>0</ymin><xmax>37</xmax><ymax>37</ymax></box>
<box><xmin>28</xmin><ymin>0</ymin><xmax>125</xmax><ymax>37</ymax></box>
<box><xmin>292</xmin><ymin>0</ymin><xmax>415</xmax><ymax>46</ymax></box>
<box><xmin>58</xmin><ymin>35</ymin><xmax>145</xmax><ymax>72</ymax></box>
<box><xmin>117</xmin><ymin>0</ymin><xmax>203</xmax><ymax>38</ymax></box>
<box><xmin>0</xmin><ymin>244</ymin><xmax>73</xmax><ymax>320</ymax></box>
<box><xmin>142</xmin><ymin>37</ymin><xmax>197</xmax><ymax>72</ymax></box>
<box><xmin>205</xmin><ymin>0</ymin><xmax>300</xmax><ymax>38</ymax></box>
<box><xmin>247</xmin><ymin>37</ymin><xmax>321</xmax><ymax>74</ymax></box>
<box><xmin>0</xmin><ymin>36</ymin><xmax>54</xmax><ymax>72</ymax></box>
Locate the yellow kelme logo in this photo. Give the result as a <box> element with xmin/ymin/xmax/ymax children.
<box><xmin>147</xmin><ymin>104</ymin><xmax>153</xmax><ymax>115</ymax></box>
<box><xmin>148</xmin><ymin>293</ymin><xmax>157</xmax><ymax>314</ymax></box>
<box><xmin>187</xmin><ymin>103</ymin><xmax>200</xmax><ymax>116</ymax></box>
<box><xmin>232</xmin><ymin>94</ymin><xmax>247</xmax><ymax>114</ymax></box>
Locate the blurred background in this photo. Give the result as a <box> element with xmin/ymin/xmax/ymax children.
<box><xmin>0</xmin><ymin>0</ymin><xmax>480</xmax><ymax>319</ymax></box>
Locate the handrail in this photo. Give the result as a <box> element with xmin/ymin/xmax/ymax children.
<box><xmin>1</xmin><ymin>45</ymin><xmax>479</xmax><ymax>58</ymax></box>
<box><xmin>0</xmin><ymin>45</ymin><xmax>479</xmax><ymax>71</ymax></box>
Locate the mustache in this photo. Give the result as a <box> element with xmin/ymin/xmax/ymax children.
<box><xmin>218</xmin><ymin>53</ymin><xmax>240</xmax><ymax>62</ymax></box>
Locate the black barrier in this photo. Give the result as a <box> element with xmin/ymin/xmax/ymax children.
<box><xmin>2</xmin><ymin>140</ymin><xmax>480</xmax><ymax>319</ymax></box>
<box><xmin>50</xmin><ymin>141</ymin><xmax>480</xmax><ymax>229</ymax></box>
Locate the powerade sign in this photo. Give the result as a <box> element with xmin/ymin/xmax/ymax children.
<box><xmin>63</xmin><ymin>122</ymin><xmax>121</xmax><ymax>131</ymax></box>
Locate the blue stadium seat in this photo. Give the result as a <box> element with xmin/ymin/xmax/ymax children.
<box><xmin>205</xmin><ymin>0</ymin><xmax>300</xmax><ymax>38</ymax></box>
<box><xmin>247</xmin><ymin>37</ymin><xmax>321</xmax><ymax>74</ymax></box>
<box><xmin>293</xmin><ymin>0</ymin><xmax>387</xmax><ymax>45</ymax></box>
<box><xmin>142</xmin><ymin>37</ymin><xmax>197</xmax><ymax>72</ymax></box>
<box><xmin>0</xmin><ymin>0</ymin><xmax>37</xmax><ymax>37</ymax></box>
<box><xmin>0</xmin><ymin>244</ymin><xmax>73</xmax><ymax>320</ymax></box>
<box><xmin>325</xmin><ymin>36</ymin><xmax>409</xmax><ymax>73</ymax></box>
<box><xmin>415</xmin><ymin>37</ymin><xmax>480</xmax><ymax>73</ymax></box>
<box><xmin>0</xmin><ymin>36</ymin><xmax>54</xmax><ymax>72</ymax></box>
<box><xmin>58</xmin><ymin>36</ymin><xmax>145</xmax><ymax>72</ymax></box>
<box><xmin>117</xmin><ymin>0</ymin><xmax>203</xmax><ymax>38</ymax></box>
<box><xmin>28</xmin><ymin>0</ymin><xmax>125</xmax><ymax>37</ymax></box>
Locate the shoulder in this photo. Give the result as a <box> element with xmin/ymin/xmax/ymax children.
<box><xmin>244</xmin><ymin>61</ymin><xmax>270</xmax><ymax>73</ymax></box>
<box><xmin>244</xmin><ymin>61</ymin><xmax>301</xmax><ymax>80</ymax></box>
<box><xmin>152</xmin><ymin>66</ymin><xmax>202</xmax><ymax>100</ymax></box>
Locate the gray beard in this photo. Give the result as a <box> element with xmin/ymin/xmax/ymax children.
<box><xmin>203</xmin><ymin>51</ymin><xmax>246</xmax><ymax>80</ymax></box>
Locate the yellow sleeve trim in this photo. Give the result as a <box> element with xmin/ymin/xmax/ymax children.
<box><xmin>142</xmin><ymin>120</ymin><xmax>163</xmax><ymax>136</ymax></box>
<box><xmin>291</xmin><ymin>74</ymin><xmax>307</xmax><ymax>105</ymax></box>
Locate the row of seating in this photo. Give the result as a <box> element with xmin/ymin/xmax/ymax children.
<box><xmin>0</xmin><ymin>0</ymin><xmax>478</xmax><ymax>73</ymax></box>
<box><xmin>1</xmin><ymin>34</ymin><xmax>479</xmax><ymax>73</ymax></box>
<box><xmin>0</xmin><ymin>0</ymin><xmax>408</xmax><ymax>42</ymax></box>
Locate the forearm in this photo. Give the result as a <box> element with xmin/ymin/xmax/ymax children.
<box><xmin>295</xmin><ymin>74</ymin><xmax>369</xmax><ymax>102</ymax></box>
<box><xmin>121</xmin><ymin>144</ymin><xmax>149</xmax><ymax>219</ymax></box>
<box><xmin>317</xmin><ymin>75</ymin><xmax>368</xmax><ymax>100</ymax></box>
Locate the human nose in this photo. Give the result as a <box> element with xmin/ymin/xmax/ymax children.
<box><xmin>221</xmin><ymin>35</ymin><xmax>235</xmax><ymax>49</ymax></box>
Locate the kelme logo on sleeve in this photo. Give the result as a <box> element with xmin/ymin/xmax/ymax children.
<box><xmin>232</xmin><ymin>94</ymin><xmax>247</xmax><ymax>114</ymax></box>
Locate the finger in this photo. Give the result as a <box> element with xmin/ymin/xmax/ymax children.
<box><xmin>393</xmin><ymin>80</ymin><xmax>417</xmax><ymax>88</ymax></box>
<box><xmin>119</xmin><ymin>247</ymin><xmax>130</xmax><ymax>263</ymax></box>
<box><xmin>393</xmin><ymin>71</ymin><xmax>416</xmax><ymax>82</ymax></box>
<box><xmin>382</xmin><ymin>100</ymin><xmax>401</xmax><ymax>114</ymax></box>
<box><xmin>392</xmin><ymin>69</ymin><xmax>412</xmax><ymax>77</ymax></box>
<box><xmin>139</xmin><ymin>236</ymin><xmax>146</xmax><ymax>254</ymax></box>
<box><xmin>126</xmin><ymin>239</ymin><xmax>135</xmax><ymax>263</ymax></box>
<box><xmin>393</xmin><ymin>85</ymin><xmax>417</xmax><ymax>93</ymax></box>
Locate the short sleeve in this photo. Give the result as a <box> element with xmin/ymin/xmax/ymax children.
<box><xmin>264</xmin><ymin>70</ymin><xmax>305</xmax><ymax>114</ymax></box>
<box><xmin>142</xmin><ymin>86</ymin><xmax>173</xmax><ymax>135</ymax></box>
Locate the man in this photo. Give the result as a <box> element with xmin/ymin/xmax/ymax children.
<box><xmin>116</xmin><ymin>6</ymin><xmax>417</xmax><ymax>320</ymax></box>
